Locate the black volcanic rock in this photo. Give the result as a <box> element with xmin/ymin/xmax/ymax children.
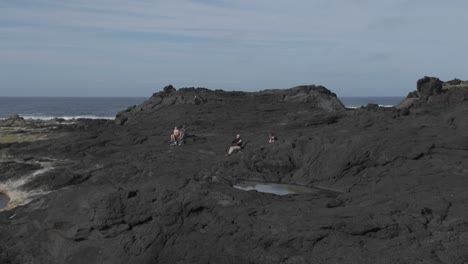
<box><xmin>417</xmin><ymin>76</ymin><xmax>443</xmax><ymax>97</ymax></box>
<box><xmin>0</xmin><ymin>114</ymin><xmax>26</xmax><ymax>127</ymax></box>
<box><xmin>6</xmin><ymin>114</ymin><xmax>23</xmax><ymax>121</ymax></box>
<box><xmin>163</xmin><ymin>84</ymin><xmax>176</xmax><ymax>94</ymax></box>
<box><xmin>115</xmin><ymin>85</ymin><xmax>345</xmax><ymax>129</ymax></box>
<box><xmin>0</xmin><ymin>161</ymin><xmax>42</xmax><ymax>181</ymax></box>
<box><xmin>115</xmin><ymin>105</ymin><xmax>136</xmax><ymax>125</ymax></box>
<box><xmin>280</xmin><ymin>85</ymin><xmax>345</xmax><ymax>112</ymax></box>
<box><xmin>1</xmin><ymin>81</ymin><xmax>468</xmax><ymax>264</ymax></box>
<box><xmin>407</xmin><ymin>91</ymin><xmax>420</xmax><ymax>98</ymax></box>
<box><xmin>446</xmin><ymin>78</ymin><xmax>462</xmax><ymax>85</ymax></box>
<box><xmin>398</xmin><ymin>76</ymin><xmax>468</xmax><ymax>110</ymax></box>
<box><xmin>443</xmin><ymin>78</ymin><xmax>468</xmax><ymax>90</ymax></box>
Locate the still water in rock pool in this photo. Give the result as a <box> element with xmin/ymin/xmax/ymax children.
<box><xmin>0</xmin><ymin>193</ymin><xmax>9</xmax><ymax>209</ymax></box>
<box><xmin>233</xmin><ymin>181</ymin><xmax>322</xmax><ymax>196</ymax></box>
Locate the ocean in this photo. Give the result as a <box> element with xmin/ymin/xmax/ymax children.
<box><xmin>339</xmin><ymin>96</ymin><xmax>405</xmax><ymax>108</ymax></box>
<box><xmin>0</xmin><ymin>96</ymin><xmax>405</xmax><ymax>120</ymax></box>
<box><xmin>0</xmin><ymin>97</ymin><xmax>146</xmax><ymax>120</ymax></box>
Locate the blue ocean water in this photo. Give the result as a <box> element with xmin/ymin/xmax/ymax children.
<box><xmin>339</xmin><ymin>97</ymin><xmax>404</xmax><ymax>108</ymax></box>
<box><xmin>0</xmin><ymin>97</ymin><xmax>146</xmax><ymax>119</ymax></box>
<box><xmin>0</xmin><ymin>96</ymin><xmax>405</xmax><ymax>120</ymax></box>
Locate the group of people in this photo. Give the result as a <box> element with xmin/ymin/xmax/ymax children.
<box><xmin>170</xmin><ymin>126</ymin><xmax>277</xmax><ymax>156</ymax></box>
<box><xmin>226</xmin><ymin>132</ymin><xmax>277</xmax><ymax>156</ymax></box>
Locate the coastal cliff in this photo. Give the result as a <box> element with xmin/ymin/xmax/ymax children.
<box><xmin>1</xmin><ymin>78</ymin><xmax>468</xmax><ymax>264</ymax></box>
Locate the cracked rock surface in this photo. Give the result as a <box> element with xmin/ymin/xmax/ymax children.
<box><xmin>1</xmin><ymin>79</ymin><xmax>468</xmax><ymax>264</ymax></box>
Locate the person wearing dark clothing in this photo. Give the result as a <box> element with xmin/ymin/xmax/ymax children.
<box><xmin>227</xmin><ymin>134</ymin><xmax>242</xmax><ymax>155</ymax></box>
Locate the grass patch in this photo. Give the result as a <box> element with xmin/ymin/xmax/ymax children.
<box><xmin>0</xmin><ymin>133</ymin><xmax>47</xmax><ymax>143</ymax></box>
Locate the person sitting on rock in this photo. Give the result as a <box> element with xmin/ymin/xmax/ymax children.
<box><xmin>177</xmin><ymin>125</ymin><xmax>186</xmax><ymax>145</ymax></box>
<box><xmin>170</xmin><ymin>126</ymin><xmax>181</xmax><ymax>145</ymax></box>
<box><xmin>268</xmin><ymin>132</ymin><xmax>277</xmax><ymax>143</ymax></box>
<box><xmin>227</xmin><ymin>134</ymin><xmax>243</xmax><ymax>156</ymax></box>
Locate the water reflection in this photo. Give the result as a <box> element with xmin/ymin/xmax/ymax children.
<box><xmin>0</xmin><ymin>193</ymin><xmax>9</xmax><ymax>209</ymax></box>
<box><xmin>233</xmin><ymin>181</ymin><xmax>319</xmax><ymax>196</ymax></box>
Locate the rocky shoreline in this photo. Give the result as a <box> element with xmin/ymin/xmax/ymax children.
<box><xmin>0</xmin><ymin>77</ymin><xmax>467</xmax><ymax>263</ymax></box>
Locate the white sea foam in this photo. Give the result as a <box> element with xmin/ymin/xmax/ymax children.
<box><xmin>18</xmin><ymin>115</ymin><xmax>115</xmax><ymax>120</ymax></box>
<box><xmin>0</xmin><ymin>160</ymin><xmax>55</xmax><ymax>210</ymax></box>
<box><xmin>346</xmin><ymin>104</ymin><xmax>395</xmax><ymax>109</ymax></box>
<box><xmin>340</xmin><ymin>96</ymin><xmax>404</xmax><ymax>109</ymax></box>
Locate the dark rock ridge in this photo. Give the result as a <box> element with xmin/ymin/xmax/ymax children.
<box><xmin>398</xmin><ymin>76</ymin><xmax>468</xmax><ymax>109</ymax></box>
<box><xmin>115</xmin><ymin>85</ymin><xmax>345</xmax><ymax>126</ymax></box>
<box><xmin>1</xmin><ymin>79</ymin><xmax>468</xmax><ymax>264</ymax></box>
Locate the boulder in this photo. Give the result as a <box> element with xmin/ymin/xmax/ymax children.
<box><xmin>416</xmin><ymin>76</ymin><xmax>443</xmax><ymax>97</ymax></box>
<box><xmin>193</xmin><ymin>95</ymin><xmax>206</xmax><ymax>105</ymax></box>
<box><xmin>365</xmin><ymin>103</ymin><xmax>379</xmax><ymax>111</ymax></box>
<box><xmin>115</xmin><ymin>105</ymin><xmax>136</xmax><ymax>125</ymax></box>
<box><xmin>163</xmin><ymin>85</ymin><xmax>176</xmax><ymax>94</ymax></box>
<box><xmin>281</xmin><ymin>85</ymin><xmax>346</xmax><ymax>112</ymax></box>
<box><xmin>0</xmin><ymin>114</ymin><xmax>26</xmax><ymax>127</ymax></box>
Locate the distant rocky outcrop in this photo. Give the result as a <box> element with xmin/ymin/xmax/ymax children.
<box><xmin>278</xmin><ymin>85</ymin><xmax>345</xmax><ymax>112</ymax></box>
<box><xmin>115</xmin><ymin>85</ymin><xmax>214</xmax><ymax>125</ymax></box>
<box><xmin>0</xmin><ymin>114</ymin><xmax>26</xmax><ymax>127</ymax></box>
<box><xmin>444</xmin><ymin>78</ymin><xmax>468</xmax><ymax>88</ymax></box>
<box><xmin>417</xmin><ymin>76</ymin><xmax>443</xmax><ymax>97</ymax></box>
<box><xmin>115</xmin><ymin>84</ymin><xmax>345</xmax><ymax>125</ymax></box>
<box><xmin>397</xmin><ymin>76</ymin><xmax>468</xmax><ymax>110</ymax></box>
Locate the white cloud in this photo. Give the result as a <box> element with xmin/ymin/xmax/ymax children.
<box><xmin>1</xmin><ymin>0</ymin><xmax>468</xmax><ymax>96</ymax></box>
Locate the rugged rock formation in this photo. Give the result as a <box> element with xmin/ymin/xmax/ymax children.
<box><xmin>115</xmin><ymin>85</ymin><xmax>345</xmax><ymax>128</ymax></box>
<box><xmin>397</xmin><ymin>76</ymin><xmax>468</xmax><ymax>110</ymax></box>
<box><xmin>417</xmin><ymin>76</ymin><xmax>444</xmax><ymax>97</ymax></box>
<box><xmin>277</xmin><ymin>85</ymin><xmax>345</xmax><ymax>112</ymax></box>
<box><xmin>0</xmin><ymin>114</ymin><xmax>26</xmax><ymax>127</ymax></box>
<box><xmin>0</xmin><ymin>80</ymin><xmax>467</xmax><ymax>264</ymax></box>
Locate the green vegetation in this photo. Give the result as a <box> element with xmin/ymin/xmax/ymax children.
<box><xmin>0</xmin><ymin>134</ymin><xmax>43</xmax><ymax>143</ymax></box>
<box><xmin>0</xmin><ymin>130</ymin><xmax>63</xmax><ymax>143</ymax></box>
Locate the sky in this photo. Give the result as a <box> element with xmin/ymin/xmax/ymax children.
<box><xmin>1</xmin><ymin>0</ymin><xmax>468</xmax><ymax>97</ymax></box>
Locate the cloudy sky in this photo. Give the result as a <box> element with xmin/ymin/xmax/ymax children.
<box><xmin>1</xmin><ymin>0</ymin><xmax>467</xmax><ymax>97</ymax></box>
